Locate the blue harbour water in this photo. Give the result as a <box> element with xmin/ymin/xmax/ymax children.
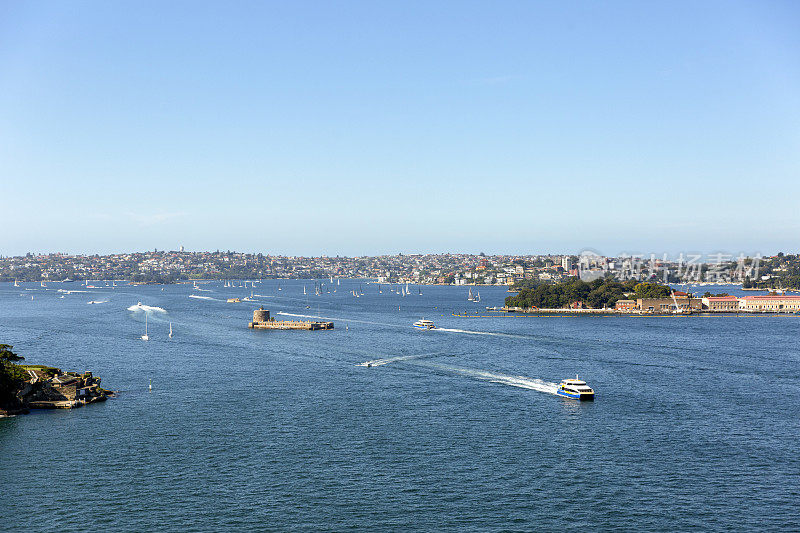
<box><xmin>1</xmin><ymin>280</ymin><xmax>799</xmax><ymax>531</ymax></box>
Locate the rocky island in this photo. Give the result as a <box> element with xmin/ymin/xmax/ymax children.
<box><xmin>0</xmin><ymin>343</ymin><xmax>112</xmax><ymax>417</ymax></box>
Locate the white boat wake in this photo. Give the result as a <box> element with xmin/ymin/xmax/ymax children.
<box><xmin>411</xmin><ymin>362</ymin><xmax>559</xmax><ymax>395</ymax></box>
<box><xmin>357</xmin><ymin>353</ymin><xmax>438</xmax><ymax>367</ymax></box>
<box><xmin>87</xmin><ymin>300</ymin><xmax>108</xmax><ymax>304</ymax></box>
<box><xmin>189</xmin><ymin>294</ymin><xmax>215</xmax><ymax>300</ymax></box>
<box><xmin>434</xmin><ymin>327</ymin><xmax>522</xmax><ymax>339</ymax></box>
<box><xmin>127</xmin><ymin>303</ymin><xmax>167</xmax><ymax>313</ymax></box>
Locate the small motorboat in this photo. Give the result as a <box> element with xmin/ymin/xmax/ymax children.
<box><xmin>556</xmin><ymin>375</ymin><xmax>594</xmax><ymax>400</ymax></box>
<box><xmin>413</xmin><ymin>319</ymin><xmax>435</xmax><ymax>330</ymax></box>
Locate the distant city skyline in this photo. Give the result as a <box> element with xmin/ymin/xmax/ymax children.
<box><xmin>2</xmin><ymin>1</ymin><xmax>799</xmax><ymax>257</ymax></box>
<box><xmin>1</xmin><ymin>247</ymin><xmax>782</xmax><ymax>285</ymax></box>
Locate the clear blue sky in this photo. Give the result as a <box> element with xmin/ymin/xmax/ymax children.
<box><xmin>1</xmin><ymin>1</ymin><xmax>799</xmax><ymax>257</ymax></box>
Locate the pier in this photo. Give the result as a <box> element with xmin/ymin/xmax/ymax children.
<box><xmin>248</xmin><ymin>307</ymin><xmax>334</xmax><ymax>330</ymax></box>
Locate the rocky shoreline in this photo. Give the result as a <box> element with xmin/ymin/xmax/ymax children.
<box><xmin>0</xmin><ymin>366</ymin><xmax>113</xmax><ymax>418</ymax></box>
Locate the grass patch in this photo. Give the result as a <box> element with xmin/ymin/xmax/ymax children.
<box><xmin>21</xmin><ymin>365</ymin><xmax>62</xmax><ymax>378</ymax></box>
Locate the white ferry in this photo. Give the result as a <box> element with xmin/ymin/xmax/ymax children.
<box><xmin>413</xmin><ymin>319</ymin><xmax>435</xmax><ymax>330</ymax></box>
<box><xmin>556</xmin><ymin>375</ymin><xmax>595</xmax><ymax>400</ymax></box>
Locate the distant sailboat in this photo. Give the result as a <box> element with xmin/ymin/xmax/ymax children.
<box><xmin>303</xmin><ymin>286</ymin><xmax>307</xmax><ymax>295</ymax></box>
<box><xmin>468</xmin><ymin>287</ymin><xmax>473</xmax><ymax>301</ymax></box>
<box><xmin>141</xmin><ymin>313</ymin><xmax>150</xmax><ymax>341</ymax></box>
<box><xmin>14</xmin><ymin>279</ymin><xmax>19</xmax><ymax>287</ymax></box>
<box><xmin>168</xmin><ymin>322</ymin><xmax>173</xmax><ymax>338</ymax></box>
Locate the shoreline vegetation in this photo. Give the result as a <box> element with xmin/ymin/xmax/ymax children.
<box><xmin>500</xmin><ymin>277</ymin><xmax>800</xmax><ymax>315</ymax></box>
<box><xmin>505</xmin><ymin>278</ymin><xmax>671</xmax><ymax>310</ymax></box>
<box><xmin>0</xmin><ymin>344</ymin><xmax>112</xmax><ymax>418</ymax></box>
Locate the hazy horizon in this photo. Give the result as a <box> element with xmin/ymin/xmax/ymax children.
<box><xmin>1</xmin><ymin>246</ymin><xmax>792</xmax><ymax>260</ymax></box>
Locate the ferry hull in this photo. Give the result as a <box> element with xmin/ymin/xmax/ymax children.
<box><xmin>556</xmin><ymin>390</ymin><xmax>595</xmax><ymax>401</ymax></box>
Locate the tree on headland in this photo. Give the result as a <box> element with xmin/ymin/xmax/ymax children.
<box><xmin>1</xmin><ymin>344</ymin><xmax>23</xmax><ymax>364</ymax></box>
<box><xmin>505</xmin><ymin>276</ymin><xmax>640</xmax><ymax>309</ymax></box>
<box><xmin>0</xmin><ymin>344</ymin><xmax>27</xmax><ymax>403</ymax></box>
<box><xmin>632</xmin><ymin>282</ymin><xmax>671</xmax><ymax>299</ymax></box>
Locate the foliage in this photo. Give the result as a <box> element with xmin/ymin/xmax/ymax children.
<box><xmin>743</xmin><ymin>254</ymin><xmax>800</xmax><ymax>290</ymax></box>
<box><xmin>0</xmin><ymin>344</ymin><xmax>24</xmax><ymax>363</ymax></box>
<box><xmin>0</xmin><ymin>344</ymin><xmax>27</xmax><ymax>402</ymax></box>
<box><xmin>510</xmin><ymin>278</ymin><xmax>540</xmax><ymax>291</ymax></box>
<box><xmin>505</xmin><ymin>276</ymin><xmax>639</xmax><ymax>309</ymax></box>
<box><xmin>632</xmin><ymin>282</ymin><xmax>672</xmax><ymax>299</ymax></box>
<box><xmin>21</xmin><ymin>365</ymin><xmax>61</xmax><ymax>378</ymax></box>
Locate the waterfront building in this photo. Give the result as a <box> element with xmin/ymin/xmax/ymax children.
<box><xmin>702</xmin><ymin>296</ymin><xmax>740</xmax><ymax>311</ymax></box>
<box><xmin>614</xmin><ymin>299</ymin><xmax>637</xmax><ymax>311</ymax></box>
<box><xmin>738</xmin><ymin>295</ymin><xmax>800</xmax><ymax>312</ymax></box>
<box><xmin>637</xmin><ymin>297</ymin><xmax>703</xmax><ymax>313</ymax></box>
